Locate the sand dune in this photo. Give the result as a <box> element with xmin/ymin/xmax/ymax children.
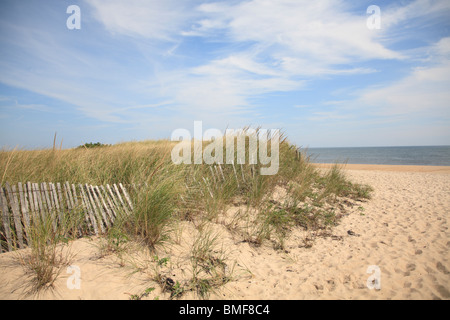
<box><xmin>226</xmin><ymin>167</ymin><xmax>450</xmax><ymax>299</ymax></box>
<box><xmin>0</xmin><ymin>165</ymin><xmax>449</xmax><ymax>300</ymax></box>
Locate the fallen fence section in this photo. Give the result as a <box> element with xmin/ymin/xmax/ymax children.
<box><xmin>0</xmin><ymin>182</ymin><xmax>134</xmax><ymax>253</ymax></box>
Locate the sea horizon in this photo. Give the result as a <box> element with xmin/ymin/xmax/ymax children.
<box><xmin>305</xmin><ymin>145</ymin><xmax>450</xmax><ymax>166</ymax></box>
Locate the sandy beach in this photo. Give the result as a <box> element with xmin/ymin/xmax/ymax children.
<box><xmin>0</xmin><ymin>164</ymin><xmax>449</xmax><ymax>300</ymax></box>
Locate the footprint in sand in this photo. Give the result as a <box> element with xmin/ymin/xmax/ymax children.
<box><xmin>404</xmin><ymin>263</ymin><xmax>416</xmax><ymax>276</ymax></box>
<box><xmin>406</xmin><ymin>263</ymin><xmax>416</xmax><ymax>272</ymax></box>
<box><xmin>314</xmin><ymin>283</ymin><xmax>324</xmax><ymax>291</ymax></box>
<box><xmin>436</xmin><ymin>262</ymin><xmax>449</xmax><ymax>275</ymax></box>
<box><xmin>326</xmin><ymin>279</ymin><xmax>336</xmax><ymax>291</ymax></box>
<box><xmin>436</xmin><ymin>285</ymin><xmax>450</xmax><ymax>299</ymax></box>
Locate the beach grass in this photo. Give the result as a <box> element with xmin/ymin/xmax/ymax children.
<box><xmin>0</xmin><ymin>130</ymin><xmax>372</xmax><ymax>297</ymax></box>
<box><xmin>13</xmin><ymin>210</ymin><xmax>79</xmax><ymax>294</ymax></box>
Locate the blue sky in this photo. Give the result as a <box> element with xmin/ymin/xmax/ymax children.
<box><xmin>0</xmin><ymin>0</ymin><xmax>449</xmax><ymax>149</ymax></box>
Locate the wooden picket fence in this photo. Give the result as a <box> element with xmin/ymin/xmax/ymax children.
<box><xmin>0</xmin><ymin>182</ymin><xmax>134</xmax><ymax>253</ymax></box>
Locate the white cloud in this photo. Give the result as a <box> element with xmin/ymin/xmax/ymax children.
<box><xmin>2</xmin><ymin>0</ymin><xmax>449</xmax><ymax>148</ymax></box>
<box><xmin>86</xmin><ymin>0</ymin><xmax>405</xmax><ymax>78</ymax></box>
<box><xmin>194</xmin><ymin>0</ymin><xmax>403</xmax><ymax>64</ymax></box>
<box><xmin>145</xmin><ymin>53</ymin><xmax>304</xmax><ymax>117</ymax></box>
<box><xmin>84</xmin><ymin>0</ymin><xmax>197</xmax><ymax>40</ymax></box>
<box><xmin>78</xmin><ymin>0</ymin><xmax>450</xmax><ymax>125</ymax></box>
<box><xmin>382</xmin><ymin>0</ymin><xmax>450</xmax><ymax>30</ymax></box>
<box><xmin>149</xmin><ymin>0</ymin><xmax>405</xmax><ymax>115</ymax></box>
<box><xmin>138</xmin><ymin>0</ymin><xmax>406</xmax><ymax>116</ymax></box>
<box><xmin>356</xmin><ymin>37</ymin><xmax>450</xmax><ymax>118</ymax></box>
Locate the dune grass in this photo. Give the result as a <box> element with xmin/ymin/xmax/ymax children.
<box><xmin>0</xmin><ymin>130</ymin><xmax>372</xmax><ymax>297</ymax></box>
<box><xmin>14</xmin><ymin>208</ymin><xmax>82</xmax><ymax>294</ymax></box>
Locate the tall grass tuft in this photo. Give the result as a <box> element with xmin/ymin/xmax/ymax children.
<box><xmin>119</xmin><ymin>165</ymin><xmax>183</xmax><ymax>250</ymax></box>
<box><xmin>15</xmin><ymin>209</ymin><xmax>82</xmax><ymax>294</ymax></box>
<box><xmin>189</xmin><ymin>227</ymin><xmax>232</xmax><ymax>299</ymax></box>
<box><xmin>318</xmin><ymin>164</ymin><xmax>373</xmax><ymax>202</ymax></box>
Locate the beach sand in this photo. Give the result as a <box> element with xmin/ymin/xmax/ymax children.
<box><xmin>1</xmin><ymin>164</ymin><xmax>449</xmax><ymax>300</ymax></box>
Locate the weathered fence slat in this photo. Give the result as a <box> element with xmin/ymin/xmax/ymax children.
<box><xmin>0</xmin><ymin>187</ymin><xmax>13</xmax><ymax>252</ymax></box>
<box><xmin>86</xmin><ymin>184</ymin><xmax>105</xmax><ymax>234</ymax></box>
<box><xmin>73</xmin><ymin>184</ymin><xmax>91</xmax><ymax>233</ymax></box>
<box><xmin>1</xmin><ymin>182</ymin><xmax>133</xmax><ymax>253</ymax></box>
<box><xmin>26</xmin><ymin>182</ymin><xmax>35</xmax><ymax>219</ymax></box>
<box><xmin>100</xmin><ymin>185</ymin><xmax>116</xmax><ymax>222</ymax></box>
<box><xmin>89</xmin><ymin>185</ymin><xmax>109</xmax><ymax>230</ymax></box>
<box><xmin>48</xmin><ymin>183</ymin><xmax>57</xmax><ymax>224</ymax></box>
<box><xmin>71</xmin><ymin>184</ymin><xmax>78</xmax><ymax>207</ymax></box>
<box><xmin>0</xmin><ymin>201</ymin><xmax>2</xmax><ymax>253</ymax></box>
<box><xmin>42</xmin><ymin>183</ymin><xmax>57</xmax><ymax>232</ymax></box>
<box><xmin>18</xmin><ymin>183</ymin><xmax>31</xmax><ymax>242</ymax></box>
<box><xmin>29</xmin><ymin>182</ymin><xmax>38</xmax><ymax>221</ymax></box>
<box><xmin>94</xmin><ymin>186</ymin><xmax>112</xmax><ymax>228</ymax></box>
<box><xmin>7</xmin><ymin>184</ymin><xmax>25</xmax><ymax>249</ymax></box>
<box><xmin>67</xmin><ymin>183</ymin><xmax>83</xmax><ymax>236</ymax></box>
<box><xmin>119</xmin><ymin>183</ymin><xmax>134</xmax><ymax>212</ymax></box>
<box><xmin>113</xmin><ymin>184</ymin><xmax>129</xmax><ymax>215</ymax></box>
<box><xmin>49</xmin><ymin>183</ymin><xmax>61</xmax><ymax>224</ymax></box>
<box><xmin>63</xmin><ymin>182</ymin><xmax>73</xmax><ymax>211</ymax></box>
<box><xmin>56</xmin><ymin>183</ymin><xmax>65</xmax><ymax>224</ymax></box>
<box><xmin>40</xmin><ymin>182</ymin><xmax>48</xmax><ymax>219</ymax></box>
<box><xmin>79</xmin><ymin>184</ymin><xmax>98</xmax><ymax>235</ymax></box>
<box><xmin>34</xmin><ymin>183</ymin><xmax>45</xmax><ymax>221</ymax></box>
<box><xmin>106</xmin><ymin>184</ymin><xmax>121</xmax><ymax>216</ymax></box>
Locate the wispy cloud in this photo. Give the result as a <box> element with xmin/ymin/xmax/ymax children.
<box><xmin>193</xmin><ymin>0</ymin><xmax>403</xmax><ymax>61</ymax></box>
<box><xmin>382</xmin><ymin>0</ymin><xmax>450</xmax><ymax>30</ymax></box>
<box><xmin>355</xmin><ymin>37</ymin><xmax>450</xmax><ymax>118</ymax></box>
<box><xmin>85</xmin><ymin>0</ymin><xmax>197</xmax><ymax>40</ymax></box>
<box><xmin>139</xmin><ymin>0</ymin><xmax>407</xmax><ymax>117</ymax></box>
<box><xmin>0</xmin><ymin>0</ymin><xmax>449</xmax><ymax>147</ymax></box>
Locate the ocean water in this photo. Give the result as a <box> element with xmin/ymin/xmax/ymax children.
<box><xmin>305</xmin><ymin>146</ymin><xmax>450</xmax><ymax>166</ymax></box>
